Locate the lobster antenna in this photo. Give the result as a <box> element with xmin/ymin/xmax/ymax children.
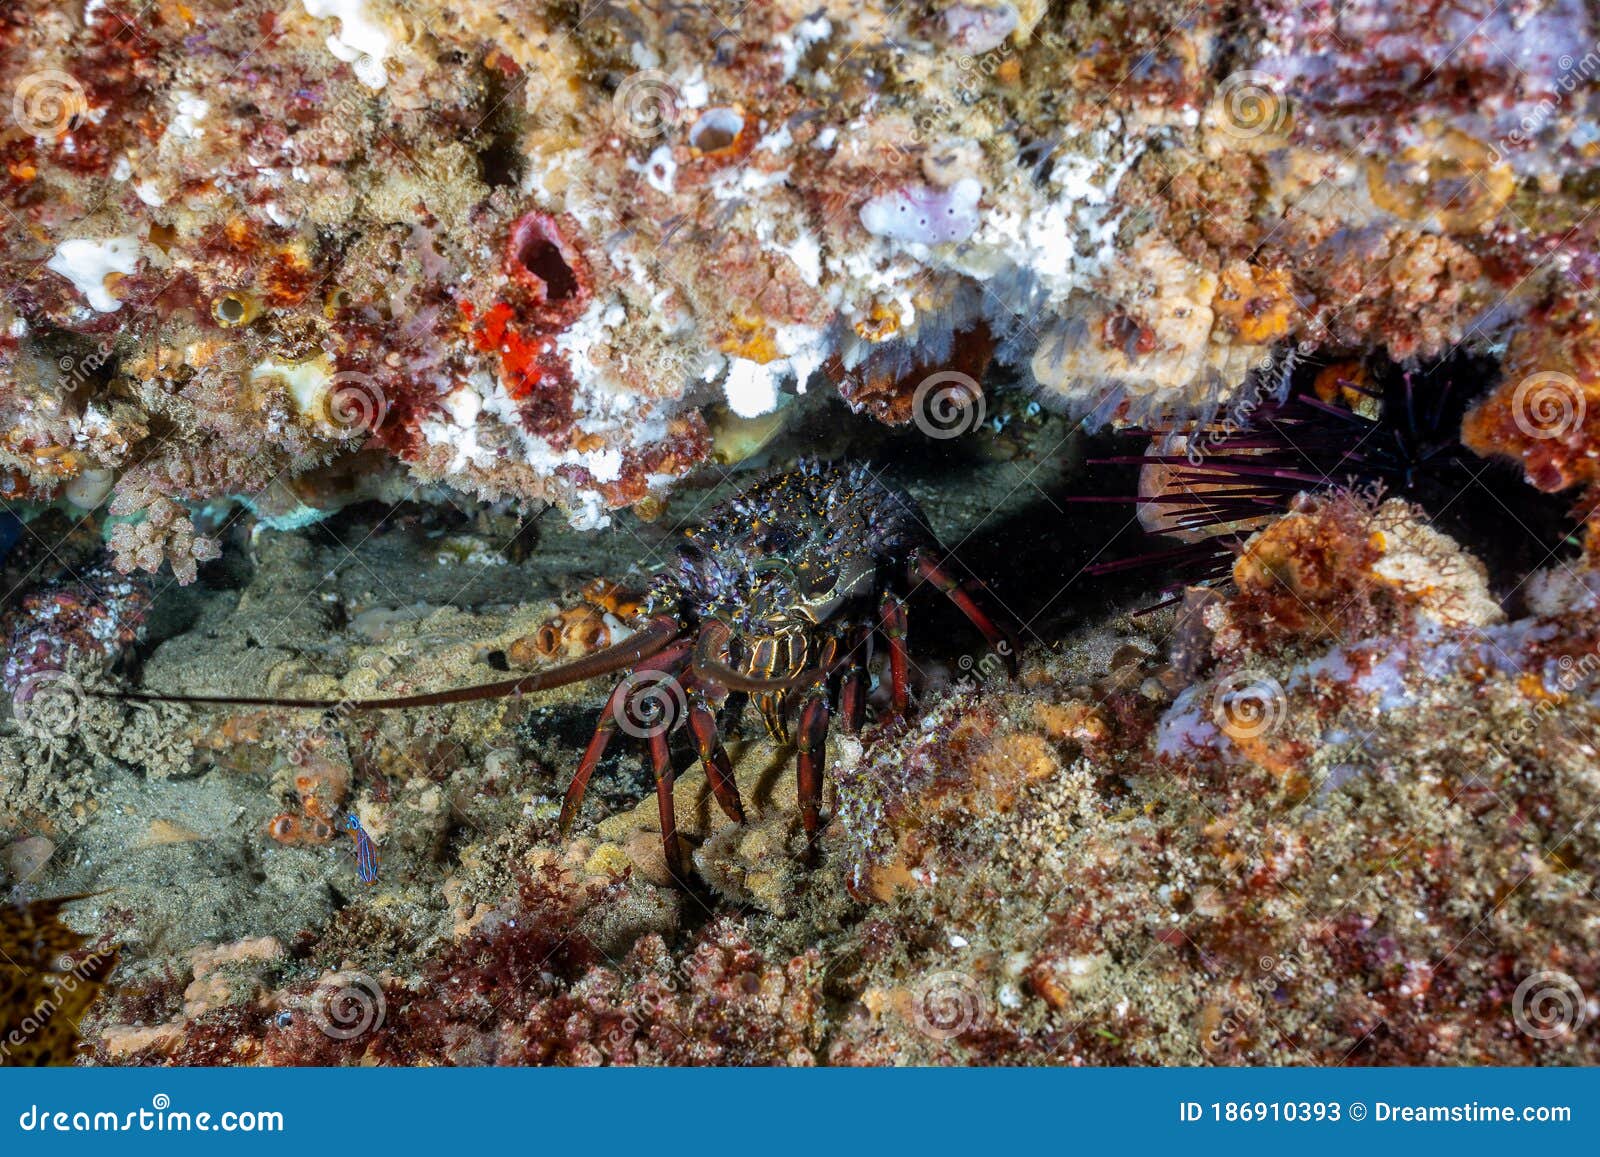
<box><xmin>92</xmin><ymin>616</ymin><xmax>682</xmax><ymax>712</ymax></box>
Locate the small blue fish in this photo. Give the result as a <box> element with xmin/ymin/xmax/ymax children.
<box><xmin>345</xmin><ymin>813</ymin><xmax>379</xmax><ymax>886</ymax></box>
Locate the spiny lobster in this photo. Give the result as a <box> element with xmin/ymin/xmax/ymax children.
<box><xmin>110</xmin><ymin>462</ymin><xmax>1019</xmax><ymax>881</ymax></box>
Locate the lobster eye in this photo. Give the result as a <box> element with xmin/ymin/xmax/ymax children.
<box><xmin>801</xmin><ymin>566</ymin><xmax>838</xmax><ymax>598</ymax></box>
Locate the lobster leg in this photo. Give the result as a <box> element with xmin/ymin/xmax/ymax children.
<box><xmin>557</xmin><ymin>642</ymin><xmax>690</xmax><ymax>835</ymax></box>
<box><xmin>837</xmin><ymin>625</ymin><xmax>871</xmax><ymax>735</ymax></box>
<box><xmin>912</xmin><ymin>551</ymin><xmax>1019</xmax><ymax>676</ymax></box>
<box><xmin>558</xmin><ymin>684</ymin><xmax>625</xmax><ymax>835</ymax></box>
<box><xmin>648</xmin><ymin>729</ymin><xmax>687</xmax><ymax>882</ymax></box>
<box><xmin>687</xmin><ymin>694</ymin><xmax>745</xmax><ymax>823</ymax></box>
<box><xmin>795</xmin><ymin>690</ymin><xmax>831</xmax><ymax>856</ymax></box>
<box><xmin>880</xmin><ymin>592</ymin><xmax>910</xmax><ymax>717</ymax></box>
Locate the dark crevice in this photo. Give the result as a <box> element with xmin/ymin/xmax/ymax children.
<box><xmin>516</xmin><ymin>233</ymin><xmax>579</xmax><ymax>302</ymax></box>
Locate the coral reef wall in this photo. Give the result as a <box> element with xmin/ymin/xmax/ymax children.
<box><xmin>3</xmin><ymin>0</ymin><xmax>1597</xmax><ymax>579</ymax></box>
<box><xmin>4</xmin><ymin>0</ymin><xmax>1600</xmax><ymax>1071</ymax></box>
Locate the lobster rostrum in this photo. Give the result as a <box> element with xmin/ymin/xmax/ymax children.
<box><xmin>108</xmin><ymin>462</ymin><xmax>1019</xmax><ymax>881</ymax></box>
